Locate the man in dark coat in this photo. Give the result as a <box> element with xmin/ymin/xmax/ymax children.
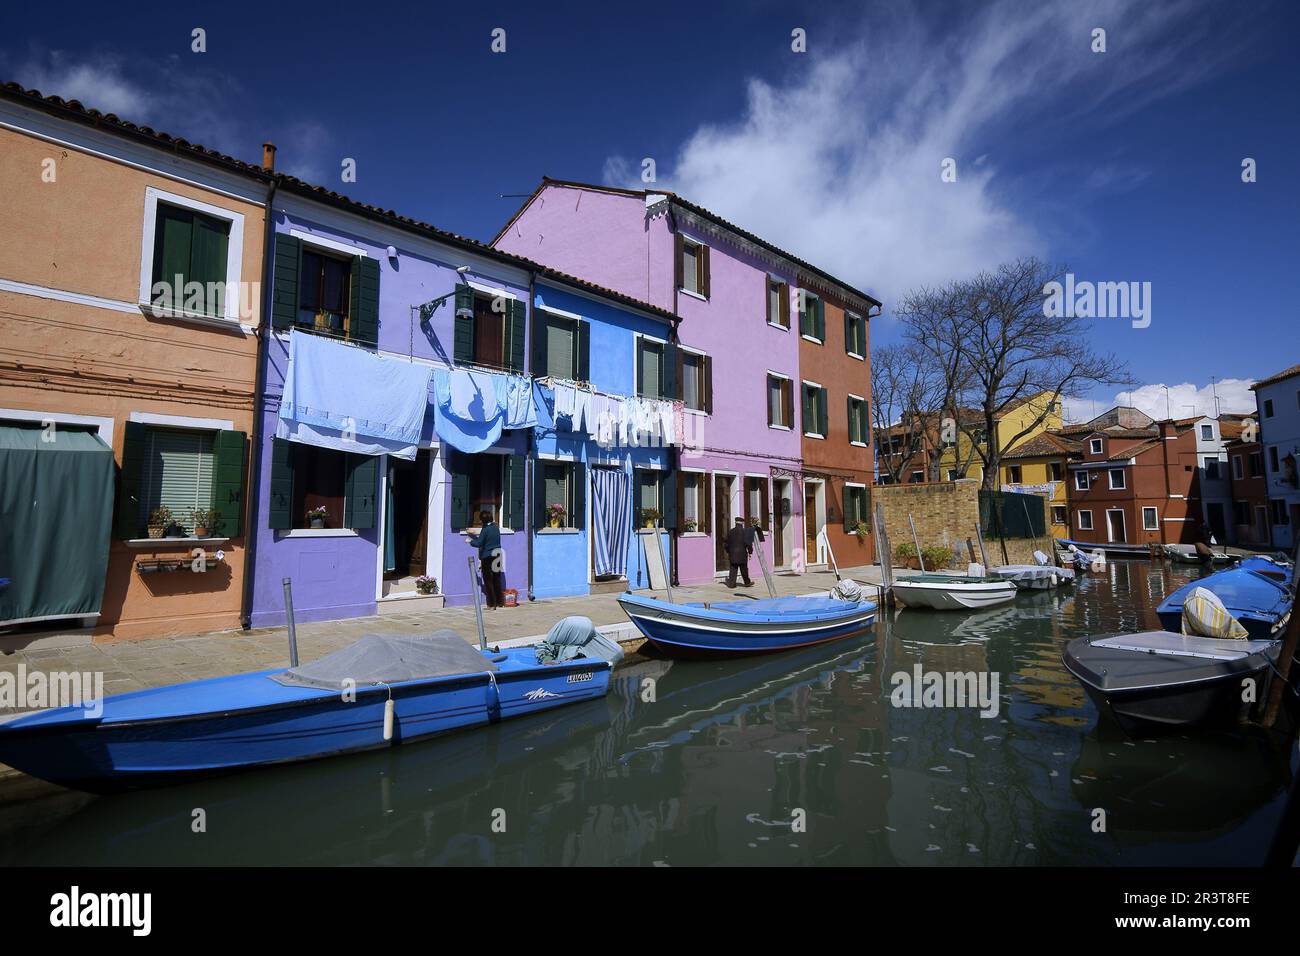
<box><xmin>725</xmin><ymin>517</ymin><xmax>753</xmax><ymax>588</ymax></box>
<box><xmin>468</xmin><ymin>510</ymin><xmax>505</xmax><ymax>608</ymax></box>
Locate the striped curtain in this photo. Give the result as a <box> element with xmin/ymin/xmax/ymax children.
<box><xmin>591</xmin><ymin>465</ymin><xmax>632</xmax><ymax>576</ymax></box>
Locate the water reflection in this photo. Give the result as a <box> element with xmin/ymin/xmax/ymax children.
<box><xmin>0</xmin><ymin>562</ymin><xmax>1291</xmax><ymax>866</ymax></box>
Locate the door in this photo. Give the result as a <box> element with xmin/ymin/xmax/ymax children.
<box><xmin>714</xmin><ymin>476</ymin><xmax>733</xmax><ymax>571</ymax></box>
<box><xmin>1255</xmin><ymin>506</ymin><xmax>1269</xmax><ymax>545</ymax></box>
<box><xmin>384</xmin><ymin>449</ymin><xmax>431</xmax><ymax>579</ymax></box>
<box><xmin>805</xmin><ymin>485</ymin><xmax>819</xmax><ymax>561</ymax></box>
<box><xmin>1106</xmin><ymin>508</ymin><xmax>1126</xmax><ymax>543</ymax></box>
<box><xmin>773</xmin><ymin>479</ymin><xmax>789</xmax><ymax>567</ymax></box>
<box><xmin>1206</xmin><ymin>502</ymin><xmax>1226</xmax><ymax>543</ymax></box>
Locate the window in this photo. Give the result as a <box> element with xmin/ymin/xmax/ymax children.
<box><xmin>1007</xmin><ymin>464</ymin><xmax>1023</xmax><ymax>483</ymax></box>
<box><xmin>541</xmin><ymin>461</ymin><xmax>574</xmax><ymax>524</ymax></box>
<box><xmin>1089</xmin><ymin>438</ymin><xmax>1103</xmax><ymax>455</ymax></box>
<box><xmin>636</xmin><ymin>337</ymin><xmax>667</xmax><ymax>399</ymax></box>
<box><xmin>844</xmin><ymin>485</ymin><xmax>869</xmax><ymax>530</ymax></box>
<box><xmin>468</xmin><ymin>455</ymin><xmax>506</xmax><ymax>528</ymax></box>
<box><xmin>680</xmin><ymin>349</ymin><xmax>711</xmax><ymax>412</ymax></box>
<box><xmin>1232</xmin><ymin>455</ymin><xmax>1244</xmax><ymax>480</ymax></box>
<box><xmin>1049</xmin><ymin>462</ymin><xmax>1064</xmax><ymax>481</ymax></box>
<box><xmin>138</xmin><ymin>427</ymin><xmax>215</xmax><ymax>534</ymax></box>
<box><xmin>947</xmin><ymin>469</ymin><xmax>959</xmax><ymax>480</ymax></box>
<box><xmin>1077</xmin><ymin>510</ymin><xmax>1094</xmax><ymax>530</ymax></box>
<box><xmin>453</xmin><ymin>286</ymin><xmax>525</xmax><ymax>372</ymax></box>
<box><xmin>297</xmin><ymin>247</ymin><xmax>352</xmax><ymax>336</ymax></box>
<box><xmin>1051</xmin><ymin>505</ymin><xmax>1067</xmax><ymax>525</ymax></box>
<box><xmin>677</xmin><ymin>236</ymin><xmax>709</xmax><ymax>297</ymax></box>
<box><xmin>637</xmin><ymin>470</ymin><xmax>666</xmax><ymax>525</ymax></box>
<box><xmin>1234</xmin><ymin>501</ymin><xmax>1250</xmax><ymax>525</ymax></box>
<box><xmin>539</xmin><ymin>310</ymin><xmax>579</xmax><ymax>380</ymax></box>
<box><xmin>150</xmin><ymin>202</ymin><xmax>232</xmax><ymax>318</ymax></box>
<box><xmin>1142</xmin><ymin>506</ymin><xmax>1159</xmax><ymax>531</ymax></box>
<box><xmin>1108</xmin><ymin>468</ymin><xmax>1126</xmax><ymax>490</ymax></box>
<box><xmin>847</xmin><ymin>396</ymin><xmax>869</xmax><ymax>445</ymax></box>
<box><xmin>1200</xmin><ymin>424</ymin><xmax>1214</xmax><ymax>441</ymax></box>
<box><xmin>290</xmin><ymin>444</ymin><xmax>349</xmax><ymax>530</ymax></box>
<box><xmin>1264</xmin><ymin>398</ymin><xmax>1275</xmax><ymax>418</ymax></box>
<box><xmin>799</xmin><ymin>291</ymin><xmax>825</xmax><ymax>341</ymax></box>
<box><xmin>1271</xmin><ymin>499</ymin><xmax>1289</xmax><ymax>525</ymax></box>
<box><xmin>802</xmin><ymin>382</ymin><xmax>828</xmax><ymax>437</ymax></box>
<box><xmin>1269</xmin><ymin>446</ymin><xmax>1280</xmax><ymax>472</ymax></box>
<box><xmin>681</xmin><ymin>473</ymin><xmax>703</xmax><ymax>531</ymax></box>
<box><xmin>1203</xmin><ymin>456</ymin><xmax>1220</xmax><ymax>479</ymax></box>
<box><xmin>845</xmin><ymin>312</ymin><xmax>866</xmax><ymax>357</ymax></box>
<box><xmin>1250</xmin><ymin>452</ymin><xmax>1263</xmax><ymax>477</ymax></box>
<box><xmin>1075</xmin><ymin>471</ymin><xmax>1090</xmax><ymax>491</ymax></box>
<box><xmin>744</xmin><ymin>476</ymin><xmax>770</xmax><ymax>529</ymax></box>
<box><xmin>768</xmin><ymin>374</ymin><xmax>794</xmax><ymax>428</ymax></box>
<box><xmin>910</xmin><ymin>470</ymin><xmax>924</xmax><ymax>483</ymax></box>
<box><xmin>767</xmin><ymin>276</ymin><xmax>790</xmax><ymax>328</ymax></box>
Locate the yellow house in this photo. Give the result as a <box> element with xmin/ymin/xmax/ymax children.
<box><xmin>997</xmin><ymin>432</ymin><xmax>1082</xmax><ymax>539</ymax></box>
<box><xmin>936</xmin><ymin>391</ymin><xmax>1065</xmax><ymax>484</ymax></box>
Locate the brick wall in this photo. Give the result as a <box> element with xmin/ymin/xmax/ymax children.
<box><xmin>875</xmin><ymin>480</ymin><xmax>1052</xmax><ymax>569</ymax></box>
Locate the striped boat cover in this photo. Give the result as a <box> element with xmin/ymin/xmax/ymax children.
<box><xmin>1181</xmin><ymin>586</ymin><xmax>1249</xmax><ymax>640</ymax></box>
<box><xmin>592</xmin><ymin>465</ymin><xmax>632</xmax><ymax>577</ymax></box>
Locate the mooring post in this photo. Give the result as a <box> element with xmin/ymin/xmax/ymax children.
<box><xmin>282</xmin><ymin>577</ymin><xmax>299</xmax><ymax>667</ymax></box>
<box><xmin>908</xmin><ymin>514</ymin><xmax>926</xmax><ymax>573</ymax></box>
<box><xmin>468</xmin><ymin>555</ymin><xmax>487</xmax><ymax>651</ymax></box>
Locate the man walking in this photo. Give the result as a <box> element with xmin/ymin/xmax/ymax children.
<box><xmin>725</xmin><ymin>517</ymin><xmax>753</xmax><ymax>588</ymax></box>
<box><xmin>468</xmin><ymin>510</ymin><xmax>505</xmax><ymax>609</ymax></box>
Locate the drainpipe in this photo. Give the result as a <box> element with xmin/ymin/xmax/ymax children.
<box><xmin>667</xmin><ymin>210</ymin><xmax>682</xmax><ymax>587</ymax></box>
<box><xmin>240</xmin><ymin>152</ymin><xmax>279</xmax><ymax>629</ymax></box>
<box><xmin>526</xmin><ymin>270</ymin><xmax>537</xmax><ymax>602</ymax></box>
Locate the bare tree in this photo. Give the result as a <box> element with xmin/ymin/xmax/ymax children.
<box><xmin>871</xmin><ymin>342</ymin><xmax>947</xmax><ymax>484</ymax></box>
<box><xmin>901</xmin><ymin>257</ymin><xmax>1131</xmax><ymax>490</ymax></box>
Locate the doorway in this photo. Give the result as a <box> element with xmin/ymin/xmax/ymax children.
<box><xmin>1206</xmin><ymin>502</ymin><xmax>1226</xmax><ymax>543</ymax></box>
<box><xmin>714</xmin><ymin>474</ymin><xmax>735</xmax><ymax>572</ymax></box>
<box><xmin>773</xmin><ymin>478</ymin><xmax>792</xmax><ymax>568</ymax></box>
<box><xmin>383</xmin><ymin>449</ymin><xmax>432</xmax><ymax>597</ymax></box>
<box><xmin>804</xmin><ymin>480</ymin><xmax>825</xmax><ymax>565</ymax></box>
<box><xmin>1106</xmin><ymin>508</ymin><xmax>1126</xmax><ymax>544</ymax></box>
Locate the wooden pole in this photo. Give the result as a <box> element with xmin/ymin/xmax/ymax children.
<box><xmin>1260</xmin><ymin>585</ymin><xmax>1299</xmax><ymax>728</ymax></box>
<box><xmin>974</xmin><ymin>523</ymin><xmax>990</xmax><ymax>571</ymax></box>
<box><xmin>468</xmin><ymin>555</ymin><xmax>487</xmax><ymax>650</ymax></box>
<box><xmin>908</xmin><ymin>514</ymin><xmax>926</xmax><ymax>573</ymax></box>
<box><xmin>875</xmin><ymin>501</ymin><xmax>895</xmax><ymax>607</ymax></box>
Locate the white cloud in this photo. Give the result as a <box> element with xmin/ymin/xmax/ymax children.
<box><xmin>1065</xmin><ymin>379</ymin><xmax>1257</xmax><ymax>423</ymax></box>
<box><xmin>608</xmin><ymin>0</ymin><xmax>1238</xmax><ymax>304</ymax></box>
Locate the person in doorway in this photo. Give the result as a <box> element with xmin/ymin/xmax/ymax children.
<box><xmin>725</xmin><ymin>517</ymin><xmax>753</xmax><ymax>588</ymax></box>
<box><xmin>468</xmin><ymin>510</ymin><xmax>504</xmax><ymax>609</ymax></box>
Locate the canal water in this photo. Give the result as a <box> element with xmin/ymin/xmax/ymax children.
<box><xmin>0</xmin><ymin>561</ymin><xmax>1293</xmax><ymax>866</ymax></box>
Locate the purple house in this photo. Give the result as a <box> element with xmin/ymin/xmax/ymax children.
<box><xmin>494</xmin><ymin>180</ymin><xmax>878</xmax><ymax>584</ymax></box>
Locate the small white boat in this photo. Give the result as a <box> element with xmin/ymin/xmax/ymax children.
<box><xmin>891</xmin><ymin>574</ymin><xmax>1018</xmax><ymax>611</ymax></box>
<box><xmin>990</xmin><ymin>565</ymin><xmax>1057</xmax><ymax>590</ymax></box>
<box><xmin>1163</xmin><ymin>543</ymin><xmax>1232</xmax><ymax>564</ymax></box>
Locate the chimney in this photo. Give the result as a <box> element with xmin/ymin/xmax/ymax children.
<box><xmin>262</xmin><ymin>141</ymin><xmax>276</xmax><ymax>171</ymax></box>
<box><xmin>1158</xmin><ymin>419</ymin><xmax>1175</xmax><ymax>440</ymax></box>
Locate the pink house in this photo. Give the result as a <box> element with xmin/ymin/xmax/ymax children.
<box><xmin>494</xmin><ymin>179</ymin><xmax>879</xmax><ymax>584</ymax></box>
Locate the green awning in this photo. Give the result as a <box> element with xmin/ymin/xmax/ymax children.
<box><xmin>0</xmin><ymin>423</ymin><xmax>115</xmax><ymax>626</ymax></box>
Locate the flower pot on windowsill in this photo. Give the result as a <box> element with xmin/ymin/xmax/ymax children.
<box><xmin>147</xmin><ymin>525</ymin><xmax>165</xmax><ymax>539</ymax></box>
<box><xmin>193</xmin><ymin>527</ymin><xmax>210</xmax><ymax>539</ymax></box>
<box><xmin>548</xmin><ymin>517</ymin><xmax>562</xmax><ymax>529</ymax></box>
<box><xmin>310</xmin><ymin>518</ymin><xmax>325</xmax><ymax>529</ymax></box>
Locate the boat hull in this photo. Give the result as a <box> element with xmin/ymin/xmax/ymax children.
<box><xmin>0</xmin><ymin>649</ymin><xmax>610</xmax><ymax>792</ymax></box>
<box><xmin>618</xmin><ymin>594</ymin><xmax>876</xmax><ymax>657</ymax></box>
<box><xmin>892</xmin><ymin>578</ymin><xmax>1017</xmax><ymax>611</ymax></box>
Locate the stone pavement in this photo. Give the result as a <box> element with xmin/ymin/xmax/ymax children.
<box><xmin>0</xmin><ymin>564</ymin><xmax>883</xmax><ymax>728</ymax></box>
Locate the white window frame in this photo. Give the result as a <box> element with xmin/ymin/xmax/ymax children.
<box><xmin>801</xmin><ymin>379</ymin><xmax>826</xmax><ymax>439</ymax></box>
<box><xmin>766</xmin><ymin>370</ymin><xmax>792</xmax><ymax>431</ymax></box>
<box><xmin>1077</xmin><ymin>510</ymin><xmax>1094</xmax><ymax>531</ymax></box>
<box><xmin>538</xmin><ymin>305</ymin><xmax>582</xmax><ymax>381</ymax></box>
<box><xmin>632</xmin><ymin>331</ymin><xmax>669</xmax><ymax>400</ymax></box>
<box><xmin>1075</xmin><ymin>471</ymin><xmax>1090</xmax><ymax>491</ymax></box>
<box><xmin>679</xmin><ymin>344</ymin><xmax>709</xmax><ymax>415</ymax></box>
<box><xmin>138</xmin><ymin>185</ymin><xmax>246</xmax><ymax>327</ymax></box>
<box><xmin>678</xmin><ymin>468</ymin><xmax>706</xmax><ymax>534</ymax></box>
<box><xmin>1200</xmin><ymin>423</ymin><xmax>1214</xmax><ymax>441</ymax></box>
<box><xmin>1106</xmin><ymin>508</ymin><xmax>1127</xmax><ymax>543</ymax></box>
<box><xmin>848</xmin><ymin>392</ymin><xmax>868</xmax><ymax>446</ymax></box>
<box><xmin>1051</xmin><ymin>505</ymin><xmax>1067</xmax><ymax>525</ymax></box>
<box><xmin>1089</xmin><ymin>438</ymin><xmax>1103</xmax><ymax>455</ymax></box>
<box><xmin>799</xmin><ymin>290</ymin><xmax>823</xmax><ymax>344</ymax></box>
<box><xmin>678</xmin><ymin>235</ymin><xmax>708</xmax><ymax>299</ymax></box>
<box><xmin>843</xmin><ymin>481</ymin><xmax>868</xmax><ymax>532</ymax></box>
<box><xmin>1142</xmin><ymin>506</ymin><xmax>1159</xmax><ymax>531</ymax></box>
<box><xmin>1108</xmin><ymin>468</ymin><xmax>1126</xmax><ymax>490</ymax></box>
<box><xmin>845</xmin><ymin>311</ymin><xmax>865</xmax><ymax>360</ymax></box>
<box><xmin>0</xmin><ymin>407</ymin><xmax>114</xmax><ymax>447</ymax></box>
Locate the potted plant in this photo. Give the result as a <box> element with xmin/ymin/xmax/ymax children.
<box><xmin>895</xmin><ymin>541</ymin><xmax>921</xmax><ymax>570</ymax></box>
<box><xmin>922</xmin><ymin>545</ymin><xmax>954</xmax><ymax>570</ymax></box>
<box><xmin>147</xmin><ymin>506</ymin><xmax>173</xmax><ymax>539</ymax></box>
<box><xmin>306</xmin><ymin>506</ymin><xmax>329</xmax><ymax>529</ymax></box>
<box><xmin>415</xmin><ymin>575</ymin><xmax>439</xmax><ymax>595</ymax></box>
<box><xmin>547</xmin><ymin>502</ymin><xmax>566</xmax><ymax>529</ymax></box>
<box><xmin>190</xmin><ymin>508</ymin><xmax>220</xmax><ymax>538</ymax></box>
<box><xmin>640</xmin><ymin>507</ymin><xmax>662</xmax><ymax>529</ymax></box>
<box><xmin>682</xmin><ymin>518</ymin><xmax>698</xmax><ymax>533</ymax></box>
<box><xmin>851</xmin><ymin>520</ymin><xmax>870</xmax><ymax>537</ymax></box>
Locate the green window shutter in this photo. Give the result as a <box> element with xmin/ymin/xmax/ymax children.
<box><xmin>843</xmin><ymin>486</ymin><xmax>855</xmax><ymax>533</ymax></box>
<box><xmin>802</xmin><ymin>385</ymin><xmax>813</xmax><ymax>433</ymax></box>
<box><xmin>531</xmin><ymin>308</ymin><xmax>549</xmax><ymax>377</ymax></box>
<box><xmin>577</xmin><ymin>319</ymin><xmax>590</xmax><ymax>383</ymax></box>
<box><xmin>508</xmin><ymin>298</ymin><xmax>527</xmax><ymax>373</ymax></box>
<box><xmin>136</xmin><ymin>427</ymin><xmax>216</xmax><ymax>534</ymax></box>
<box><xmin>211</xmin><ymin>430</ymin><xmax>247</xmax><ymax>538</ymax></box>
<box><xmin>572</xmin><ymin>462</ymin><xmax>586</xmax><ymax>530</ymax></box>
<box><xmin>638</xmin><ymin>339</ymin><xmax>662</xmax><ymax>399</ymax></box>
<box><xmin>545</xmin><ymin>313</ymin><xmax>575</xmax><ymax>380</ymax></box>
<box><xmin>448</xmin><ymin>451</ymin><xmax>470</xmax><ymax>531</ymax></box>
<box><xmin>817</xmin><ymin>387</ymin><xmax>828</xmax><ymax>436</ymax></box>
<box><xmin>344</xmin><ymin>453</ymin><xmax>379</xmax><ymax>529</ymax></box>
<box><xmin>504</xmin><ymin>454</ymin><xmax>527</xmax><ymax>531</ymax></box>
<box><xmin>268</xmin><ymin>438</ymin><xmax>294</xmax><ymax>530</ymax></box>
<box><xmin>190</xmin><ymin>213</ymin><xmax>230</xmax><ymax>316</ymax></box>
<box><xmin>698</xmin><ymin>245</ymin><xmax>711</xmax><ymax>298</ymax></box>
<box><xmin>815</xmin><ymin>299</ymin><xmax>825</xmax><ymax>341</ymax></box>
<box><xmin>115</xmin><ymin>421</ymin><xmax>147</xmax><ymax>539</ymax></box>
<box><xmin>271</xmin><ymin>235</ymin><xmax>301</xmax><ymax>331</ymax></box>
<box><xmin>798</xmin><ymin>293</ymin><xmax>809</xmax><ymax>336</ymax></box>
<box><xmin>151</xmin><ymin>204</ymin><xmax>193</xmax><ymax>293</ymax></box>
<box><xmin>349</xmin><ymin>255</ymin><xmax>380</xmax><ymax>347</ymax></box>
<box><xmin>662</xmin><ymin>470</ymin><xmax>678</xmax><ymax>530</ymax></box>
<box><xmin>662</xmin><ymin>341</ymin><xmax>678</xmax><ymax>401</ymax></box>
<box><xmin>702</xmin><ymin>354</ymin><xmax>713</xmax><ymax>414</ymax></box>
<box><xmin>534</xmin><ymin>457</ymin><xmax>548</xmax><ymax>528</ymax></box>
<box><xmin>844</xmin><ymin>312</ymin><xmax>852</xmax><ymax>354</ymax></box>
<box><xmin>453</xmin><ymin>285</ymin><xmax>475</xmax><ymax>363</ymax></box>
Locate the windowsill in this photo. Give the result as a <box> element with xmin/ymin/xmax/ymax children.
<box><xmin>680</xmin><ymin>531</ymin><xmax>708</xmax><ymax>538</ymax></box>
<box><xmin>801</xmin><ymin>335</ymin><xmax>823</xmax><ymax>345</ymax></box>
<box><xmin>850</xmin><ymin>440</ymin><xmax>868</xmax><ymax>448</ymax></box>
<box><xmin>804</xmin><ymin>432</ymin><xmax>827</xmax><ymax>440</ymax></box>
<box><xmin>126</xmin><ymin>537</ymin><xmax>230</xmax><ymax>549</ymax></box>
<box><xmin>678</xmin><ymin>288</ymin><xmax>708</xmax><ymax>302</ymax></box>
<box><xmin>139</xmin><ymin>303</ymin><xmax>250</xmax><ymax>334</ymax></box>
<box><xmin>683</xmin><ymin>407</ymin><xmax>709</xmax><ymax>417</ymax></box>
<box><xmin>767</xmin><ymin>321</ymin><xmax>790</xmax><ymax>332</ymax></box>
<box><xmin>769</xmin><ymin>424</ymin><xmax>792</xmax><ymax>431</ymax></box>
<box><xmin>459</xmin><ymin>529</ymin><xmax>516</xmax><ymax>535</ymax></box>
<box><xmin>636</xmin><ymin>528</ymin><xmax>664</xmax><ymax>534</ymax></box>
<box><xmin>536</xmin><ymin>528</ymin><xmax>580</xmax><ymax>535</ymax></box>
<box><xmin>279</xmin><ymin>528</ymin><xmax>358</xmax><ymax>538</ymax></box>
<box><xmin>846</xmin><ymin>352</ymin><xmax>865</xmax><ymax>361</ymax></box>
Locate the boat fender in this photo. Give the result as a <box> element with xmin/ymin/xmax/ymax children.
<box><xmin>382</xmin><ymin>686</ymin><xmax>395</xmax><ymax>742</ymax></box>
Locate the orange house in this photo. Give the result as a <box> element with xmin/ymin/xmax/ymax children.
<box><xmin>0</xmin><ymin>85</ymin><xmax>269</xmax><ymax>643</ymax></box>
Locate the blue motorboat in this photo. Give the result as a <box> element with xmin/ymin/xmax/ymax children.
<box><xmin>1156</xmin><ymin>568</ymin><xmax>1292</xmax><ymax>641</ymax></box>
<box><xmin>1237</xmin><ymin>554</ymin><xmax>1294</xmax><ymax>585</ymax></box>
<box><xmin>617</xmin><ymin>592</ymin><xmax>876</xmax><ymax>657</ymax></box>
<box><xmin>0</xmin><ymin>630</ymin><xmax>611</xmax><ymax>792</ymax></box>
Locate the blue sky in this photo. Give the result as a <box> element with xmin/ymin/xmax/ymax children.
<box><xmin>2</xmin><ymin>0</ymin><xmax>1296</xmax><ymax>420</ymax></box>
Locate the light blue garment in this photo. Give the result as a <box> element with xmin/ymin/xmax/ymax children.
<box><xmin>275</xmin><ymin>418</ymin><xmax>418</xmax><ymax>459</ymax></box>
<box><xmin>504</xmin><ymin>375</ymin><xmax>538</xmax><ymax>428</ymax></box>
<box><xmin>591</xmin><ymin>464</ymin><xmax>632</xmax><ymax>577</ymax></box>
<box><xmin>432</xmin><ymin>368</ymin><xmax>507</xmax><ymax>454</ymax></box>
<box><xmin>279</xmin><ymin>330</ymin><xmax>432</xmax><ymax>460</ymax></box>
<box><xmin>532</xmin><ymin>381</ymin><xmax>556</xmax><ymax>430</ymax></box>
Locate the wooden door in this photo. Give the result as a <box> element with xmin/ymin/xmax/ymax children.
<box><xmin>715</xmin><ymin>476</ymin><xmax>732</xmax><ymax>571</ymax></box>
